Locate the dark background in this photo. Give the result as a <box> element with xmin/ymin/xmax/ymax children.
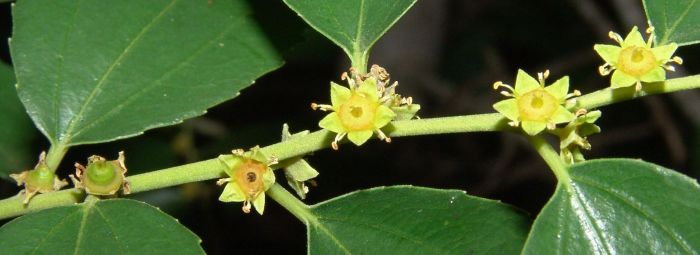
<box><xmin>1</xmin><ymin>0</ymin><xmax>700</xmax><ymax>254</ymax></box>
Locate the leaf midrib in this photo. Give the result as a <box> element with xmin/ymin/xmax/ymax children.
<box><xmin>59</xmin><ymin>0</ymin><xmax>178</xmax><ymax>146</ymax></box>
<box><xmin>659</xmin><ymin>0</ymin><xmax>698</xmax><ymax>44</ymax></box>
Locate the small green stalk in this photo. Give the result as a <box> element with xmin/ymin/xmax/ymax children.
<box><xmin>45</xmin><ymin>143</ymin><xmax>68</xmax><ymax>173</ymax></box>
<box><xmin>528</xmin><ymin>136</ymin><xmax>571</xmax><ymax>189</ymax></box>
<box><xmin>266</xmin><ymin>183</ymin><xmax>314</xmax><ymax>224</ymax></box>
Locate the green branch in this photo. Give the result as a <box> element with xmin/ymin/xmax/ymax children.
<box><xmin>1</xmin><ymin>74</ymin><xmax>699</xmax><ymax>220</ymax></box>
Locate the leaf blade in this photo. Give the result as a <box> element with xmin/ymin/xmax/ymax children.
<box><xmin>283</xmin><ymin>0</ymin><xmax>417</xmax><ymax>64</ymax></box>
<box><xmin>523</xmin><ymin>159</ymin><xmax>700</xmax><ymax>254</ymax></box>
<box><xmin>0</xmin><ymin>62</ymin><xmax>34</xmax><ymax>179</ymax></box>
<box><xmin>11</xmin><ymin>0</ymin><xmax>282</xmax><ymax>146</ymax></box>
<box><xmin>308</xmin><ymin>186</ymin><xmax>530</xmax><ymax>255</ymax></box>
<box><xmin>643</xmin><ymin>0</ymin><xmax>700</xmax><ymax>46</ymax></box>
<box><xmin>0</xmin><ymin>199</ymin><xmax>204</xmax><ymax>254</ymax></box>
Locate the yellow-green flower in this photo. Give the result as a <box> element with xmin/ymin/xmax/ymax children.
<box><xmin>493</xmin><ymin>69</ymin><xmax>578</xmax><ymax>136</ymax></box>
<box><xmin>594</xmin><ymin>26</ymin><xmax>682</xmax><ymax>91</ymax></box>
<box><xmin>313</xmin><ymin>77</ymin><xmax>396</xmax><ymax>150</ymax></box>
<box><xmin>217</xmin><ymin>146</ymin><xmax>276</xmax><ymax>215</ymax></box>
<box><xmin>10</xmin><ymin>152</ymin><xmax>68</xmax><ymax>204</ymax></box>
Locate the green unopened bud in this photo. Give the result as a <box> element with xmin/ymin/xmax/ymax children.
<box><xmin>281</xmin><ymin>124</ymin><xmax>319</xmax><ymax>199</ymax></box>
<box><xmin>70</xmin><ymin>151</ymin><xmax>130</xmax><ymax>196</ymax></box>
<box><xmin>10</xmin><ymin>152</ymin><xmax>68</xmax><ymax>204</ymax></box>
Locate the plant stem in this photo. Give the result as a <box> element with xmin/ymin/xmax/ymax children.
<box><xmin>266</xmin><ymin>183</ymin><xmax>314</xmax><ymax>224</ymax></box>
<box><xmin>1</xmin><ymin>74</ymin><xmax>700</xmax><ymax>220</ymax></box>
<box><xmin>45</xmin><ymin>143</ymin><xmax>68</xmax><ymax>172</ymax></box>
<box><xmin>527</xmin><ymin>136</ymin><xmax>571</xmax><ymax>189</ymax></box>
<box><xmin>351</xmin><ymin>49</ymin><xmax>368</xmax><ymax>74</ymax></box>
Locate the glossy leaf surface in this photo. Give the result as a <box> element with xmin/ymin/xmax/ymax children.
<box><xmin>0</xmin><ymin>62</ymin><xmax>34</xmax><ymax>178</ymax></box>
<box><xmin>523</xmin><ymin>159</ymin><xmax>700</xmax><ymax>254</ymax></box>
<box><xmin>644</xmin><ymin>0</ymin><xmax>700</xmax><ymax>45</ymax></box>
<box><xmin>0</xmin><ymin>199</ymin><xmax>204</xmax><ymax>254</ymax></box>
<box><xmin>12</xmin><ymin>0</ymin><xmax>281</xmax><ymax>146</ymax></box>
<box><xmin>308</xmin><ymin>186</ymin><xmax>530</xmax><ymax>254</ymax></box>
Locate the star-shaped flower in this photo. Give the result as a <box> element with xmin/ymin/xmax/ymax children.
<box><xmin>217</xmin><ymin>146</ymin><xmax>277</xmax><ymax>215</ymax></box>
<box><xmin>313</xmin><ymin>77</ymin><xmax>396</xmax><ymax>150</ymax></box>
<box><xmin>493</xmin><ymin>69</ymin><xmax>578</xmax><ymax>136</ymax></box>
<box><xmin>594</xmin><ymin>26</ymin><xmax>682</xmax><ymax>91</ymax></box>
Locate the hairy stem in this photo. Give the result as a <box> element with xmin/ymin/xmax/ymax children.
<box><xmin>1</xmin><ymin>74</ymin><xmax>699</xmax><ymax>220</ymax></box>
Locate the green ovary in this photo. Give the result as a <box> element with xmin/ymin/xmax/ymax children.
<box><xmin>86</xmin><ymin>162</ymin><xmax>117</xmax><ymax>186</ymax></box>
<box><xmin>617</xmin><ymin>46</ymin><xmax>656</xmax><ymax>77</ymax></box>
<box><xmin>517</xmin><ymin>89</ymin><xmax>557</xmax><ymax>122</ymax></box>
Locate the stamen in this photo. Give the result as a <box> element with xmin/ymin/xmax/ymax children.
<box><xmin>508</xmin><ymin>121</ymin><xmax>519</xmax><ymax>127</ymax></box>
<box><xmin>575</xmin><ymin>108</ymin><xmax>588</xmax><ymax>116</ymax></box>
<box><xmin>232</xmin><ymin>149</ymin><xmax>245</xmax><ymax>156</ymax></box>
<box><xmin>216</xmin><ymin>178</ymin><xmax>230</xmax><ymax>186</ymax></box>
<box><xmin>493</xmin><ymin>81</ymin><xmax>515</xmax><ymax>92</ymax></box>
<box><xmin>332</xmin><ymin>133</ymin><xmax>346</xmax><ymax>150</ymax></box>
<box><xmin>598</xmin><ymin>64</ymin><xmax>613</xmax><ymax>76</ymax></box>
<box><xmin>376</xmin><ymin>129</ymin><xmax>391</xmax><ymax>143</ymax></box>
<box><xmin>673</xmin><ymin>56</ymin><xmax>683</xmax><ymax>64</ymax></box>
<box><xmin>242</xmin><ymin>201</ymin><xmax>251</xmax><ymax>214</ymax></box>
<box><xmin>500</xmin><ymin>91</ymin><xmax>514</xmax><ymax>97</ymax></box>
<box><xmin>404</xmin><ymin>96</ymin><xmax>413</xmax><ymax>105</ymax></box>
<box><xmin>311</xmin><ymin>103</ymin><xmax>333</xmax><ymax>111</ymax></box>
<box><xmin>566</xmin><ymin>90</ymin><xmax>582</xmax><ymax>99</ymax></box>
<box><xmin>268</xmin><ymin>156</ymin><xmax>278</xmax><ymax>166</ymax></box>
<box><xmin>635</xmin><ymin>81</ymin><xmax>642</xmax><ymax>92</ymax></box>
<box><xmin>538</xmin><ymin>70</ymin><xmax>550</xmax><ymax>85</ymax></box>
<box><xmin>663</xmin><ymin>65</ymin><xmax>676</xmax><ymax>72</ymax></box>
<box><xmin>608</xmin><ymin>31</ymin><xmax>623</xmax><ymax>44</ymax></box>
<box><xmin>646</xmin><ymin>26</ymin><xmax>655</xmax><ymax>34</ymax></box>
<box><xmin>341</xmin><ymin>72</ymin><xmax>349</xmax><ymax>81</ymax></box>
<box><xmin>546</xmin><ymin>122</ymin><xmax>556</xmax><ymax>130</ymax></box>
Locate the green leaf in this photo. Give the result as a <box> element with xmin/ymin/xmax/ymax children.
<box><xmin>11</xmin><ymin>0</ymin><xmax>281</xmax><ymax>147</ymax></box>
<box><xmin>0</xmin><ymin>199</ymin><xmax>204</xmax><ymax>254</ymax></box>
<box><xmin>283</xmin><ymin>0</ymin><xmax>417</xmax><ymax>70</ymax></box>
<box><xmin>0</xmin><ymin>62</ymin><xmax>34</xmax><ymax>179</ymax></box>
<box><xmin>308</xmin><ymin>186</ymin><xmax>530</xmax><ymax>254</ymax></box>
<box><xmin>643</xmin><ymin>0</ymin><xmax>700</xmax><ymax>46</ymax></box>
<box><xmin>523</xmin><ymin>159</ymin><xmax>700</xmax><ymax>254</ymax></box>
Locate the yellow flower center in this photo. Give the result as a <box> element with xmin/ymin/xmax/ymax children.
<box><xmin>234</xmin><ymin>159</ymin><xmax>267</xmax><ymax>199</ymax></box>
<box><xmin>517</xmin><ymin>89</ymin><xmax>558</xmax><ymax>122</ymax></box>
<box><xmin>617</xmin><ymin>46</ymin><xmax>657</xmax><ymax>77</ymax></box>
<box><xmin>338</xmin><ymin>92</ymin><xmax>378</xmax><ymax>131</ymax></box>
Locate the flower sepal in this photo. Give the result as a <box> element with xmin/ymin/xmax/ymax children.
<box><xmin>281</xmin><ymin>124</ymin><xmax>318</xmax><ymax>199</ymax></box>
<box><xmin>10</xmin><ymin>152</ymin><xmax>68</xmax><ymax>204</ymax></box>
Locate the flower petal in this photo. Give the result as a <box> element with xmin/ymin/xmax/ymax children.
<box><xmin>622</xmin><ymin>26</ymin><xmax>645</xmax><ymax>47</ymax></box>
<box><xmin>358</xmin><ymin>77</ymin><xmax>379</xmax><ymax>99</ymax></box>
<box><xmin>610</xmin><ymin>71</ymin><xmax>637</xmax><ymax>88</ymax></box>
<box><xmin>544</xmin><ymin>76</ymin><xmax>570</xmax><ymax>101</ymax></box>
<box><xmin>521</xmin><ymin>120</ymin><xmax>547</xmax><ymax>136</ymax></box>
<box><xmin>640</xmin><ymin>66</ymin><xmax>665</xmax><ymax>83</ymax></box>
<box><xmin>373</xmin><ymin>105</ymin><xmax>396</xmax><ymax>129</ymax></box>
<box><xmin>252</xmin><ymin>193</ymin><xmax>266</xmax><ymax>215</ymax></box>
<box><xmin>285</xmin><ymin>159</ymin><xmax>318</xmax><ymax>182</ymax></box>
<box><xmin>493</xmin><ymin>98</ymin><xmax>519</xmax><ymax>121</ymax></box>
<box><xmin>593</xmin><ymin>44</ymin><xmax>622</xmax><ymax>64</ymax></box>
<box><xmin>347</xmin><ymin>130</ymin><xmax>373</xmax><ymax>145</ymax></box>
<box><xmin>651</xmin><ymin>43</ymin><xmax>678</xmax><ymax>62</ymax></box>
<box><xmin>319</xmin><ymin>112</ymin><xmax>346</xmax><ymax>133</ymax></box>
<box><xmin>514</xmin><ymin>69</ymin><xmax>540</xmax><ymax>95</ymax></box>
<box><xmin>249</xmin><ymin>146</ymin><xmax>268</xmax><ymax>163</ymax></box>
<box><xmin>218</xmin><ymin>155</ymin><xmax>242</xmax><ymax>176</ymax></box>
<box><xmin>262</xmin><ymin>167</ymin><xmax>276</xmax><ymax>190</ymax></box>
<box><xmin>331</xmin><ymin>82</ymin><xmax>351</xmax><ymax>107</ymax></box>
<box><xmin>219</xmin><ymin>182</ymin><xmax>245</xmax><ymax>202</ymax></box>
<box><xmin>550</xmin><ymin>106</ymin><xmax>576</xmax><ymax>124</ymax></box>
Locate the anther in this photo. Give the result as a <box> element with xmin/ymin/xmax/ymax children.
<box><xmin>268</xmin><ymin>156</ymin><xmax>278</xmax><ymax>166</ymax></box>
<box><xmin>546</xmin><ymin>122</ymin><xmax>556</xmax><ymax>130</ymax></box>
<box><xmin>508</xmin><ymin>121</ymin><xmax>519</xmax><ymax>127</ymax></box>
<box><xmin>575</xmin><ymin>108</ymin><xmax>588</xmax><ymax>116</ymax></box>
<box><xmin>673</xmin><ymin>56</ymin><xmax>683</xmax><ymax>64</ymax></box>
<box><xmin>609</xmin><ymin>31</ymin><xmax>623</xmax><ymax>43</ymax></box>
<box><xmin>500</xmin><ymin>91</ymin><xmax>513</xmax><ymax>97</ymax></box>
<box><xmin>232</xmin><ymin>149</ymin><xmax>245</xmax><ymax>156</ymax></box>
